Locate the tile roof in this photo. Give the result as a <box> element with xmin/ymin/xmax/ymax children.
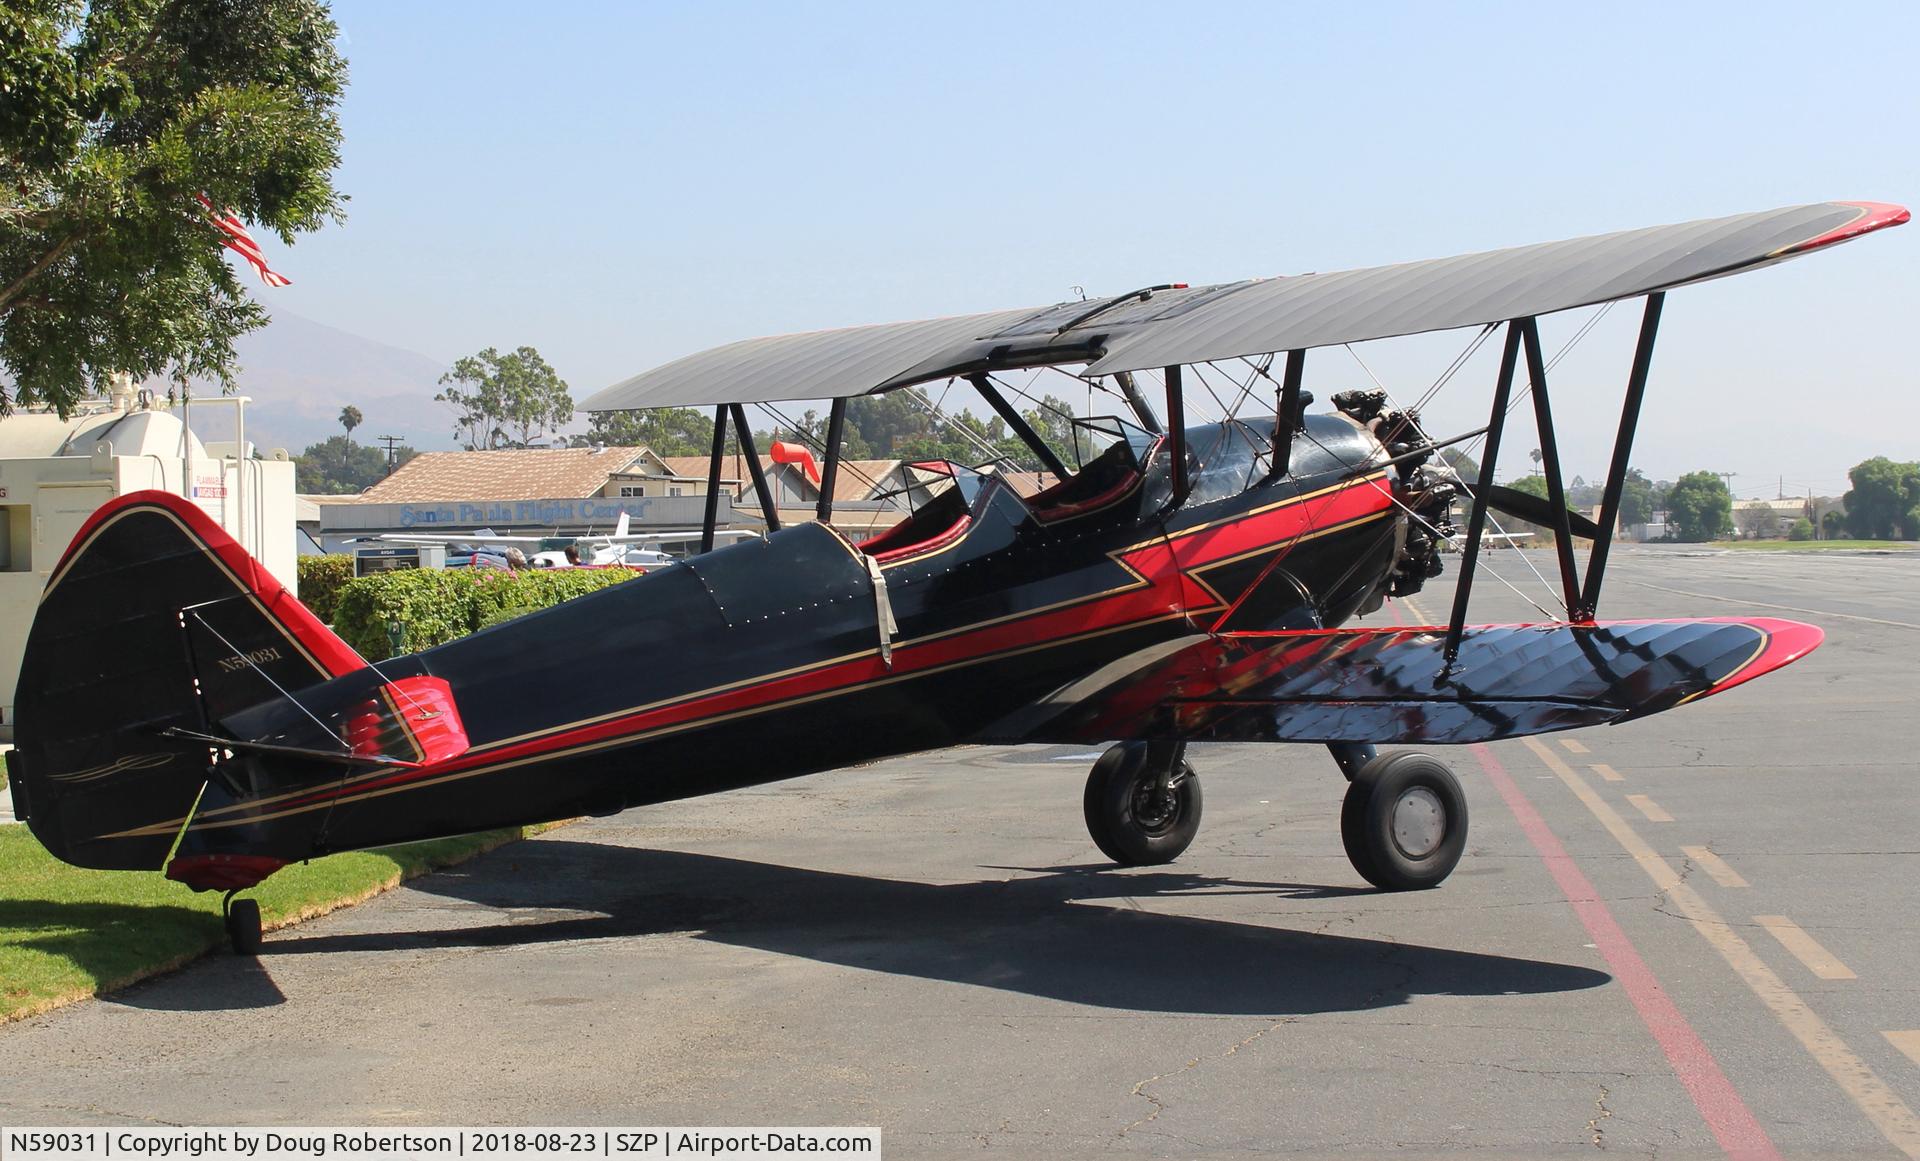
<box><xmin>357</xmin><ymin>447</ymin><xmax>915</xmax><ymax>506</ymax></box>
<box><xmin>992</xmin><ymin>471</ymin><xmax>1053</xmax><ymax>498</ymax></box>
<box><xmin>830</xmin><ymin>459</ymin><xmax>905</xmax><ymax>502</ymax></box>
<box><xmin>654</xmin><ymin>455</ymin><xmax>902</xmax><ymax>502</ymax></box>
<box><xmin>358</xmin><ymin>447</ymin><xmax>652</xmax><ymax>503</ymax></box>
<box><xmin>657</xmin><ymin>455</ymin><xmax>741</xmax><ymax>482</ymax></box>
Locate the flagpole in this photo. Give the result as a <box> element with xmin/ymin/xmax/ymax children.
<box><xmin>181</xmin><ymin>378</ymin><xmax>192</xmax><ymax>503</ymax></box>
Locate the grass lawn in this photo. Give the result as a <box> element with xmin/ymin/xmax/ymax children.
<box><xmin>1709</xmin><ymin>539</ymin><xmax>1914</xmax><ymax>551</ymax></box>
<box><xmin>0</xmin><ymin>824</ymin><xmax>541</xmax><ymax>1022</ymax></box>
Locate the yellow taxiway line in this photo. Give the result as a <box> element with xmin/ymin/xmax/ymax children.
<box><xmin>1520</xmin><ymin>736</ymin><xmax>1920</xmax><ymax>1159</ymax></box>
<box><xmin>1755</xmin><ymin>915</ymin><xmax>1858</xmax><ymax>981</ymax></box>
<box><xmin>1888</xmin><ymin>1033</ymin><xmax>1920</xmax><ymax>1070</ymax></box>
<box><xmin>1680</xmin><ymin>845</ymin><xmax>1750</xmax><ymax>889</ymax></box>
<box><xmin>1625</xmin><ymin>793</ymin><xmax>1674</xmax><ymax>823</ymax></box>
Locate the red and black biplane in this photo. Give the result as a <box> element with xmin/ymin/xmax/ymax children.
<box><xmin>7</xmin><ymin>201</ymin><xmax>1906</xmax><ymax>952</ymax></box>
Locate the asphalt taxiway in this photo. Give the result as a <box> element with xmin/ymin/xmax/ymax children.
<box><xmin>2</xmin><ymin>545</ymin><xmax>1916</xmax><ymax>1159</ymax></box>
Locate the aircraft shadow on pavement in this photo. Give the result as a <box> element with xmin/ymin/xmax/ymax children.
<box><xmin>109</xmin><ymin>956</ymin><xmax>287</xmax><ymax>1012</ymax></box>
<box><xmin>265</xmin><ymin>840</ymin><xmax>1609</xmax><ymax>1016</ymax></box>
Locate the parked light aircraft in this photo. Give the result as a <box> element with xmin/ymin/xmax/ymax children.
<box><xmin>355</xmin><ymin>512</ymin><xmax>750</xmax><ymax>567</ymax></box>
<box><xmin>7</xmin><ymin>201</ymin><xmax>1903</xmax><ymax>952</ymax></box>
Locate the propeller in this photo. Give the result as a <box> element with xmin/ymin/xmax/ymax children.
<box><xmin>1460</xmin><ymin>483</ymin><xmax>1602</xmax><ymax>541</ymax></box>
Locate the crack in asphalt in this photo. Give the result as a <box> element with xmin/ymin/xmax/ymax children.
<box><xmin>1117</xmin><ymin>1016</ymin><xmax>1304</xmax><ymax>1138</ymax></box>
<box><xmin>1590</xmin><ymin>1083</ymin><xmax>1613</xmax><ymax>1149</ymax></box>
<box><xmin>1381</xmin><ymin>1053</ymin><xmax>1633</xmax><ymax>1081</ymax></box>
<box><xmin>1119</xmin><ymin>1059</ymin><xmax>1191</xmax><ymax>1137</ymax></box>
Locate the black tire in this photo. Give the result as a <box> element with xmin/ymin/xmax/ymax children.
<box><xmin>1083</xmin><ymin>742</ymin><xmax>1203</xmax><ymax>866</ymax></box>
<box><xmin>1340</xmin><ymin>750</ymin><xmax>1468</xmax><ymax>891</ymax></box>
<box><xmin>226</xmin><ymin>897</ymin><xmax>263</xmax><ymax>956</ymax></box>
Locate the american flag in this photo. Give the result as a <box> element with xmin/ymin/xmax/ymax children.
<box><xmin>197</xmin><ymin>194</ymin><xmax>292</xmax><ymax>287</ymax></box>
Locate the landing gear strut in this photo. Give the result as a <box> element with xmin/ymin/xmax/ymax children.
<box><xmin>1083</xmin><ymin>742</ymin><xmax>1203</xmax><ymax>866</ymax></box>
<box><xmin>1338</xmin><ymin>749</ymin><xmax>1468</xmax><ymax>890</ymax></box>
<box><xmin>223</xmin><ymin>890</ymin><xmax>262</xmax><ymax>956</ymax></box>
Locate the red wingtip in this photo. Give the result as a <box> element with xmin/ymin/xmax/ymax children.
<box><xmin>1778</xmin><ymin>201</ymin><xmax>1909</xmax><ymax>256</ymax></box>
<box><xmin>1701</xmin><ymin>616</ymin><xmax>1825</xmax><ymax>698</ymax></box>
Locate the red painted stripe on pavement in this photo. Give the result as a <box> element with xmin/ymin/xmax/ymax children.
<box><xmin>1470</xmin><ymin>742</ymin><xmax>1780</xmax><ymax>1161</ymax></box>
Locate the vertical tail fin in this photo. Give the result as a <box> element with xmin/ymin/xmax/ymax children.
<box><xmin>11</xmin><ymin>490</ymin><xmax>363</xmax><ymax>870</ymax></box>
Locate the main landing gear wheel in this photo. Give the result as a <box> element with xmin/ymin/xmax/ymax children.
<box><xmin>1084</xmin><ymin>742</ymin><xmax>1202</xmax><ymax>866</ymax></box>
<box><xmin>223</xmin><ymin>892</ymin><xmax>262</xmax><ymax>956</ymax></box>
<box><xmin>1340</xmin><ymin>750</ymin><xmax>1468</xmax><ymax>891</ymax></box>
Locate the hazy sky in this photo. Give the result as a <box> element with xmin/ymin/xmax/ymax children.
<box><xmin>260</xmin><ymin>0</ymin><xmax>1916</xmax><ymax>497</ymax></box>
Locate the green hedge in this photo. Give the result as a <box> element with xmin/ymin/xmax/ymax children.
<box><xmin>332</xmin><ymin>567</ymin><xmax>643</xmax><ymax>661</ymax></box>
<box><xmin>295</xmin><ymin>554</ymin><xmax>356</xmax><ymax>625</ymax></box>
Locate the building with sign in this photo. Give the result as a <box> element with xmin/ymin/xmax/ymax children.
<box><xmin>310</xmin><ymin>445</ymin><xmax>917</xmax><ymax>551</ymax></box>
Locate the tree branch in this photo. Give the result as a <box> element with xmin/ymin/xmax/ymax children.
<box><xmin>0</xmin><ymin>205</ymin><xmax>59</xmax><ymax>229</ymax></box>
<box><xmin>0</xmin><ymin>231</ymin><xmax>85</xmax><ymax>316</ymax></box>
<box><xmin>92</xmin><ymin>0</ymin><xmax>189</xmax><ymax>79</ymax></box>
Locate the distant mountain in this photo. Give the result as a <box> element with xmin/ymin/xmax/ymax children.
<box><xmin>169</xmin><ymin>311</ymin><xmax>458</xmax><ymax>455</ymax></box>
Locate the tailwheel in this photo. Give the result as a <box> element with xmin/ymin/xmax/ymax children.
<box><xmin>1083</xmin><ymin>742</ymin><xmax>1203</xmax><ymax>866</ymax></box>
<box><xmin>223</xmin><ymin>891</ymin><xmax>263</xmax><ymax>956</ymax></box>
<box><xmin>1340</xmin><ymin>750</ymin><xmax>1468</xmax><ymax>890</ymax></box>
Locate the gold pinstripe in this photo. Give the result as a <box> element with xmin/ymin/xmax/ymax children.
<box><xmin>124</xmin><ymin>477</ymin><xmax>1397</xmax><ymax>834</ymax></box>
<box><xmin>108</xmin><ymin>609</ymin><xmax>1200</xmax><ymax>838</ymax></box>
<box><xmin>1675</xmin><ymin>629</ymin><xmax>1768</xmax><ymax>706</ymax></box>
<box><xmin>1765</xmin><ymin>204</ymin><xmax>1871</xmax><ymax>259</ymax></box>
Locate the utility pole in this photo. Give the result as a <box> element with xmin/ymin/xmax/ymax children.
<box><xmin>377</xmin><ymin>435</ymin><xmax>403</xmax><ymax>477</ymax></box>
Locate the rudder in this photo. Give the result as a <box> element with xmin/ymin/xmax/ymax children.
<box><xmin>10</xmin><ymin>490</ymin><xmax>363</xmax><ymax>870</ymax></box>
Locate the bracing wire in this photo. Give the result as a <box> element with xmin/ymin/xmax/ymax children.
<box><xmin>1190</xmin><ymin>361</ymin><xmax>1272</xmax><ymax>474</ymax></box>
<box><xmin>183</xmin><ymin>609</ymin><xmax>349</xmax><ymax>749</ymax></box>
<box><xmin>985</xmin><ymin>371</ymin><xmax>1087</xmax><ymax>472</ymax></box>
<box><xmin>1293</xmin><ymin>428</ymin><xmax>1560</xmax><ymax>621</ymax></box>
<box><xmin>1343</xmin><ymin>342</ymin><xmax>1391</xmax><ymax>396</ymax></box>
<box><xmin>1368</xmin><ymin>303</ymin><xmax>1621</xmax><ymax>615</ymax></box>
<box><xmin>908</xmin><ymin>381</ymin><xmax>1022</xmax><ymax>469</ymax></box>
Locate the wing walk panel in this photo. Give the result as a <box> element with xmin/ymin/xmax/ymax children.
<box><xmin>1000</xmin><ymin>617</ymin><xmax>1822</xmax><ymax>746</ymax></box>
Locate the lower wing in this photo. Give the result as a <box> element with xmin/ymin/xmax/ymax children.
<box><xmin>984</xmin><ymin>617</ymin><xmax>1821</xmax><ymax>746</ymax></box>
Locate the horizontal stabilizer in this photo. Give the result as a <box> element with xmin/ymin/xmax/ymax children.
<box><xmin>217</xmin><ymin>674</ymin><xmax>471</xmax><ymax>768</ymax></box>
<box><xmin>997</xmin><ymin>618</ymin><xmax>1821</xmax><ymax>746</ymax></box>
<box><xmin>156</xmin><ymin>727</ymin><xmax>419</xmax><ymax>768</ymax></box>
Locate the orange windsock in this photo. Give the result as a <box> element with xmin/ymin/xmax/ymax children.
<box><xmin>770</xmin><ymin>440</ymin><xmax>821</xmax><ymax>486</ymax></box>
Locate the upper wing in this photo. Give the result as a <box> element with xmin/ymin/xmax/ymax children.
<box><xmin>583</xmin><ymin>202</ymin><xmax>1906</xmax><ymax>411</ymax></box>
<box><xmin>979</xmin><ymin>617</ymin><xmax>1822</xmax><ymax>747</ymax></box>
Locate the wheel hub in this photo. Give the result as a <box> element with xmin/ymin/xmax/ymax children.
<box><xmin>1391</xmin><ymin>786</ymin><xmax>1446</xmax><ymax>859</ymax></box>
<box><xmin>1132</xmin><ymin>780</ymin><xmax>1180</xmax><ymax>834</ymax></box>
